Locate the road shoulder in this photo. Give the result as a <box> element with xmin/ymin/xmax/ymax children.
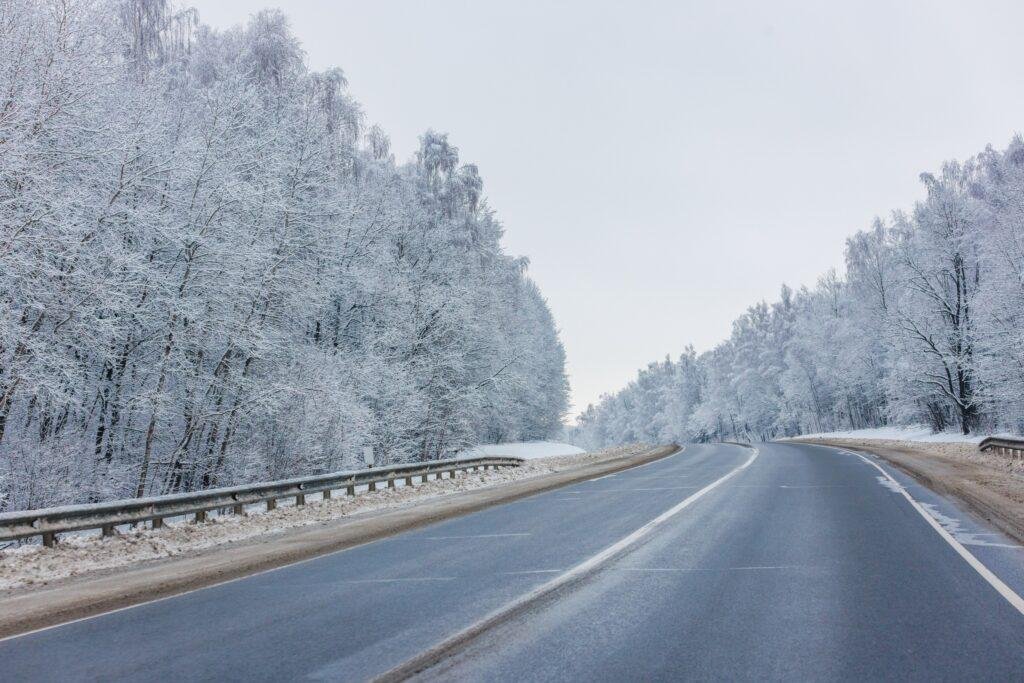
<box><xmin>789</xmin><ymin>437</ymin><xmax>1024</xmax><ymax>546</ymax></box>
<box><xmin>0</xmin><ymin>444</ymin><xmax>677</xmax><ymax>639</ymax></box>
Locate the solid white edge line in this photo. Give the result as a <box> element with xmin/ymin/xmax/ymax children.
<box><xmin>0</xmin><ymin>445</ymin><xmax>688</xmax><ymax>645</ymax></box>
<box><xmin>838</xmin><ymin>446</ymin><xmax>1024</xmax><ymax>616</ymax></box>
<box><xmin>373</xmin><ymin>443</ymin><xmax>756</xmax><ymax>682</ymax></box>
<box><xmin>533</xmin><ymin>446</ymin><xmax>756</xmax><ymax>594</ymax></box>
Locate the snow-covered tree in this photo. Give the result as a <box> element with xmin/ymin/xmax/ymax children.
<box><xmin>0</xmin><ymin>0</ymin><xmax>568</xmax><ymax>510</ymax></box>
<box><xmin>571</xmin><ymin>139</ymin><xmax>1024</xmax><ymax>447</ymax></box>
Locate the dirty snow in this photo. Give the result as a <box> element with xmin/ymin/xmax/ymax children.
<box><xmin>789</xmin><ymin>432</ymin><xmax>1024</xmax><ymax>475</ymax></box>
<box><xmin>0</xmin><ymin>444</ymin><xmax>649</xmax><ymax>591</ymax></box>
<box><xmin>918</xmin><ymin>502</ymin><xmax>1023</xmax><ymax>548</ymax></box>
<box><xmin>792</xmin><ymin>425</ymin><xmax>996</xmax><ymax>444</ymax></box>
<box><xmin>873</xmin><ymin>474</ymin><xmax>1022</xmax><ymax>547</ymax></box>
<box><xmin>876</xmin><ymin>475</ymin><xmax>906</xmax><ymax>494</ymax></box>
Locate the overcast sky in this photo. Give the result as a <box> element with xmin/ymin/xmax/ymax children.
<box><xmin>191</xmin><ymin>0</ymin><xmax>1024</xmax><ymax>418</ymax></box>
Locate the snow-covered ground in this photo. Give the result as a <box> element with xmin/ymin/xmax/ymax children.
<box><xmin>791</xmin><ymin>425</ymin><xmax>996</xmax><ymax>444</ymax></box>
<box><xmin>0</xmin><ymin>444</ymin><xmax>644</xmax><ymax>591</ymax></box>
<box><xmin>458</xmin><ymin>441</ymin><xmax>586</xmax><ymax>460</ymax></box>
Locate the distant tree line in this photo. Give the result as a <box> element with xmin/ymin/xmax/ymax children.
<box><xmin>572</xmin><ymin>140</ymin><xmax>1024</xmax><ymax>447</ymax></box>
<box><xmin>0</xmin><ymin>0</ymin><xmax>568</xmax><ymax>510</ymax></box>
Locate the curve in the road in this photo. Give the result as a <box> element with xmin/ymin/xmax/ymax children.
<box><xmin>5</xmin><ymin>441</ymin><xmax>1024</xmax><ymax>682</ymax></box>
<box><xmin>416</xmin><ymin>441</ymin><xmax>1024</xmax><ymax>682</ymax></box>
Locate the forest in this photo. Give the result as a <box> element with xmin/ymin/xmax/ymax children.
<box><xmin>573</xmin><ymin>141</ymin><xmax>1024</xmax><ymax>449</ymax></box>
<box><xmin>0</xmin><ymin>0</ymin><xmax>569</xmax><ymax>510</ymax></box>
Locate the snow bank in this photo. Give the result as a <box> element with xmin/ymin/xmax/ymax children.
<box><xmin>458</xmin><ymin>441</ymin><xmax>586</xmax><ymax>460</ymax></box>
<box><xmin>792</xmin><ymin>425</ymin><xmax>996</xmax><ymax>444</ymax></box>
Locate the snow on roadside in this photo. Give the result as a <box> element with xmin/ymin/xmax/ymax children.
<box><xmin>0</xmin><ymin>444</ymin><xmax>648</xmax><ymax>592</ymax></box>
<box><xmin>789</xmin><ymin>425</ymin><xmax>1006</xmax><ymax>444</ymax></box>
<box><xmin>458</xmin><ymin>440</ymin><xmax>586</xmax><ymax>460</ymax></box>
<box><xmin>787</xmin><ymin>427</ymin><xmax>1024</xmax><ymax>476</ymax></box>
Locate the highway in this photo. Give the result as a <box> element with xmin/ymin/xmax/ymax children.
<box><xmin>3</xmin><ymin>442</ymin><xmax>1024</xmax><ymax>681</ymax></box>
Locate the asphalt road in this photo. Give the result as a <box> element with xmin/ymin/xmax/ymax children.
<box><xmin>4</xmin><ymin>442</ymin><xmax>1024</xmax><ymax>681</ymax></box>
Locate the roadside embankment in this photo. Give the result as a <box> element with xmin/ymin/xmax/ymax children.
<box><xmin>788</xmin><ymin>436</ymin><xmax>1024</xmax><ymax>545</ymax></box>
<box><xmin>0</xmin><ymin>443</ymin><xmax>676</xmax><ymax>639</ymax></box>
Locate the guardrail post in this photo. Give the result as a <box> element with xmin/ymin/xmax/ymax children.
<box><xmin>266</xmin><ymin>498</ymin><xmax>277</xmax><ymax>512</ymax></box>
<box><xmin>152</xmin><ymin>517</ymin><xmax>163</xmax><ymax>529</ymax></box>
<box><xmin>405</xmin><ymin>476</ymin><xmax>413</xmax><ymax>486</ymax></box>
<box><xmin>346</xmin><ymin>484</ymin><xmax>355</xmax><ymax>496</ymax></box>
<box><xmin>296</xmin><ymin>494</ymin><xmax>306</xmax><ymax>506</ymax></box>
<box><xmin>368</xmin><ymin>481</ymin><xmax>377</xmax><ymax>492</ymax></box>
<box><xmin>387</xmin><ymin>477</ymin><xmax>395</xmax><ymax>489</ymax></box>
<box><xmin>323</xmin><ymin>489</ymin><xmax>332</xmax><ymax>501</ymax></box>
<box><xmin>42</xmin><ymin>531</ymin><xmax>56</xmax><ymax>547</ymax></box>
<box><xmin>195</xmin><ymin>510</ymin><xmax>207</xmax><ymax>523</ymax></box>
<box><xmin>232</xmin><ymin>503</ymin><xmax>244</xmax><ymax>515</ymax></box>
<box><xmin>101</xmin><ymin>523</ymin><xmax>116</xmax><ymax>538</ymax></box>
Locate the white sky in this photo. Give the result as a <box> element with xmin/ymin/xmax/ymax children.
<box><xmin>190</xmin><ymin>0</ymin><xmax>1024</xmax><ymax>418</ymax></box>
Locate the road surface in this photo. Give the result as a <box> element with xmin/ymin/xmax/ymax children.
<box><xmin>3</xmin><ymin>442</ymin><xmax>1024</xmax><ymax>681</ymax></box>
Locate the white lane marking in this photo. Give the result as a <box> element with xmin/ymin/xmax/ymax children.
<box><xmin>373</xmin><ymin>445</ymin><xmax>759</xmax><ymax>681</ymax></box>
<box><xmin>419</xmin><ymin>533</ymin><xmax>530</xmax><ymax>540</ymax></box>
<box><xmin>839</xmin><ymin>447</ymin><xmax>1024</xmax><ymax>616</ymax></box>
<box><xmin>499</xmin><ymin>570</ymin><xmax>564</xmax><ymax>576</ymax></box>
<box><xmin>506</xmin><ymin>447</ymin><xmax>757</xmax><ymax>585</ymax></box>
<box><xmin>0</xmin><ymin>446</ymin><xmax>686</xmax><ymax>645</ymax></box>
<box><xmin>589</xmin><ymin>473</ymin><xmax>617</xmax><ymax>481</ymax></box>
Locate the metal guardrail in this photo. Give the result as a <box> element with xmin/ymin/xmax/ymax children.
<box><xmin>0</xmin><ymin>456</ymin><xmax>523</xmax><ymax>547</ymax></box>
<box><xmin>979</xmin><ymin>436</ymin><xmax>1024</xmax><ymax>460</ymax></box>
